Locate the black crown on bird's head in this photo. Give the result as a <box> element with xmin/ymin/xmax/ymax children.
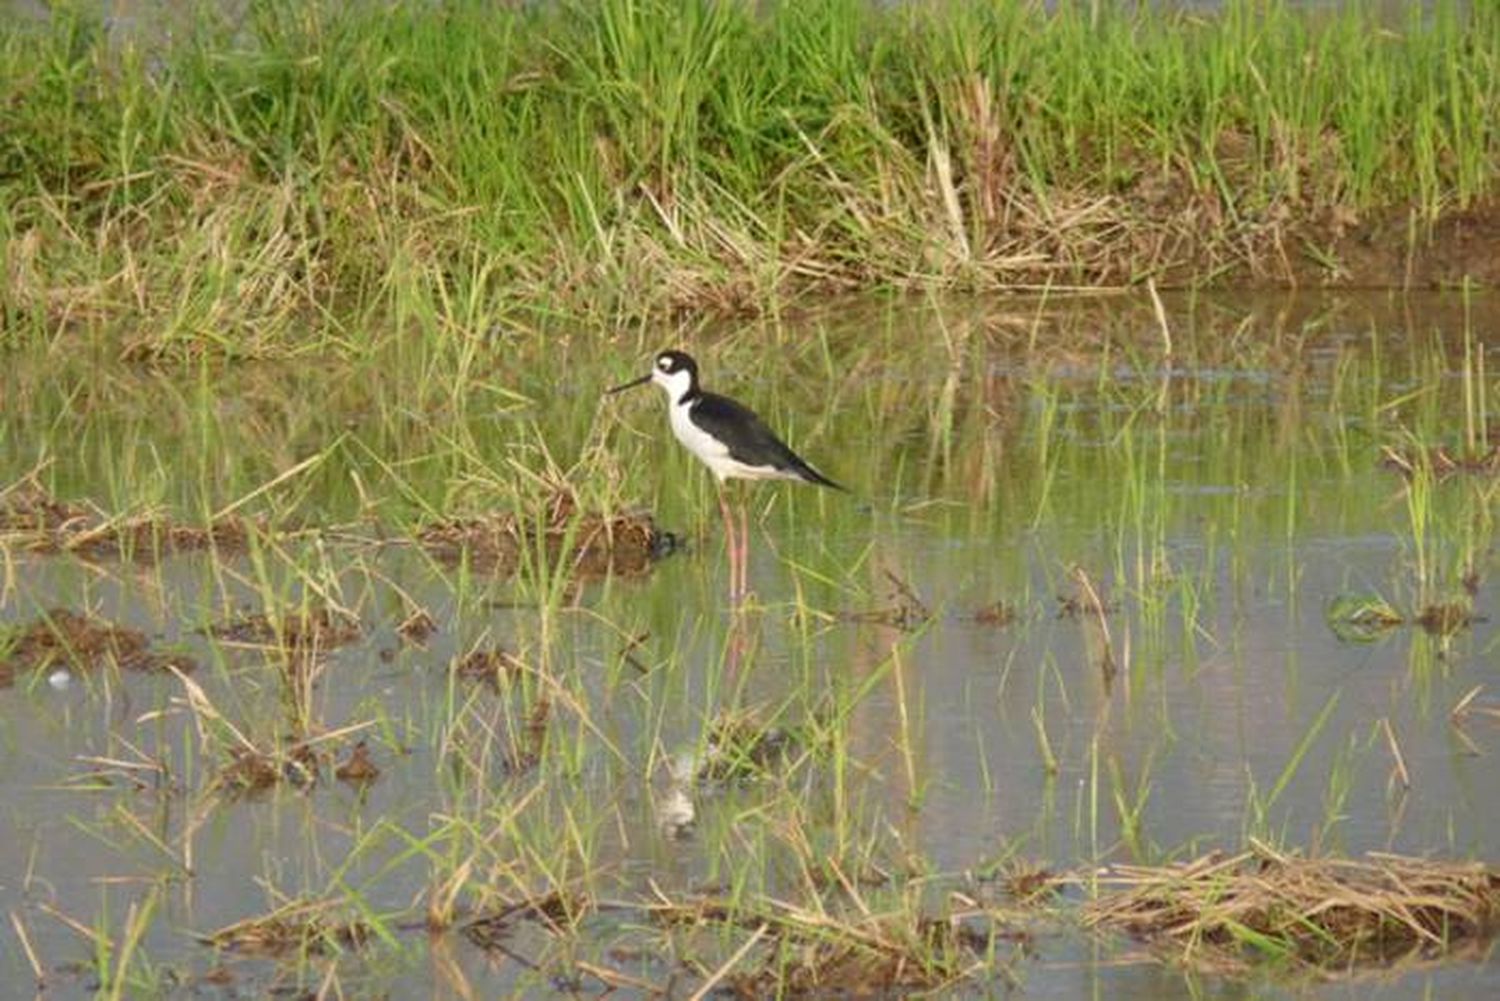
<box><xmin>654</xmin><ymin>350</ymin><xmax>697</xmax><ymax>378</ymax></box>
<box><xmin>607</xmin><ymin>348</ymin><xmax>700</xmax><ymax>399</ymax></box>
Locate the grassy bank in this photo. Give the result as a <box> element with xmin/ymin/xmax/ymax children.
<box><xmin>3</xmin><ymin>0</ymin><xmax>1498</xmax><ymax>354</ymax></box>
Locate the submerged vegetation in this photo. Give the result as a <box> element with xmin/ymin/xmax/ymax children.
<box><xmin>3</xmin><ymin>0</ymin><xmax>1500</xmax><ymax>355</ymax></box>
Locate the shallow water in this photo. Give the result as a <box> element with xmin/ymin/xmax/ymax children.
<box><xmin>2</xmin><ymin>291</ymin><xmax>1498</xmax><ymax>998</ymax></box>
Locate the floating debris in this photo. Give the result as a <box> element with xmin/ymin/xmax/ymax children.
<box><xmin>1083</xmin><ymin>844</ymin><xmax>1500</xmax><ymax>974</ymax></box>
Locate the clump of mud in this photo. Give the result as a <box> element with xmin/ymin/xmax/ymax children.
<box><xmin>1380</xmin><ymin>443</ymin><xmax>1500</xmax><ymax>481</ymax></box>
<box><xmin>205</xmin><ymin>902</ymin><xmax>371</xmax><ymax>957</ymax></box>
<box><xmin>1326</xmin><ymin>593</ymin><xmax>1485</xmax><ymax>641</ymax></box>
<box><xmin>0</xmin><ymin>484</ymin><xmax>250</xmax><ymax>559</ymax></box>
<box><xmin>453</xmin><ymin>647</ymin><xmax>526</xmax><ymax>686</ymax></box>
<box><xmin>216</xmin><ymin>743</ymin><xmax>321</xmax><ymax>795</ymax></box>
<box><xmin>396</xmin><ymin>608</ymin><xmax>437</xmax><ymax>646</ymax></box>
<box><xmin>695</xmin><ymin>709</ymin><xmax>801</xmax><ymax>783</ymax></box>
<box><xmin>0</xmin><ymin>609</ymin><xmax>195</xmax><ymax>685</ymax></box>
<box><xmin>417</xmin><ymin>493</ymin><xmax>662</xmax><ymax>577</ymax></box>
<box><xmin>334</xmin><ymin>740</ymin><xmax>381</xmax><ymax>785</ymax></box>
<box><xmin>205</xmin><ymin>607</ymin><xmax>361</xmax><ymax>654</ymax></box>
<box><xmin>838</xmin><ymin>571</ymin><xmax>932</xmax><ymax>630</ymax></box>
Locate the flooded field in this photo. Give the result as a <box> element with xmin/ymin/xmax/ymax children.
<box><xmin>2</xmin><ymin>292</ymin><xmax>1499</xmax><ymax>998</ymax></box>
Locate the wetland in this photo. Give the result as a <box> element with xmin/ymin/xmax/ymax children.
<box><xmin>4</xmin><ymin>291</ymin><xmax>1500</xmax><ymax>998</ymax></box>
<box><xmin>4</xmin><ymin>1</ymin><xmax>1500</xmax><ymax>997</ymax></box>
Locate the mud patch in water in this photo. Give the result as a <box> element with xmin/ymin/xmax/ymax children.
<box><xmin>204</xmin><ymin>901</ymin><xmax>373</xmax><ymax>957</ymax></box>
<box><xmin>1326</xmin><ymin>594</ymin><xmax>1485</xmax><ymax>642</ymax></box>
<box><xmin>0</xmin><ymin>484</ymin><xmax>251</xmax><ymax>558</ymax></box>
<box><xmin>417</xmin><ymin>507</ymin><xmax>662</xmax><ymax>577</ymax></box>
<box><xmin>205</xmin><ymin>607</ymin><xmax>361</xmax><ymax>654</ymax></box>
<box><xmin>453</xmin><ymin>646</ymin><xmax>526</xmax><ymax>687</ymax></box>
<box><xmin>1380</xmin><ymin>443</ymin><xmax>1500</xmax><ymax>481</ymax></box>
<box><xmin>0</xmin><ymin>608</ymin><xmax>195</xmax><ymax>685</ymax></box>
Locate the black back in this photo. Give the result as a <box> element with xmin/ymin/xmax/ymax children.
<box><xmin>690</xmin><ymin>392</ymin><xmax>846</xmax><ymax>491</ymax></box>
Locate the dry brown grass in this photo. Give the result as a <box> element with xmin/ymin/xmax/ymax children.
<box><xmin>1083</xmin><ymin>842</ymin><xmax>1500</xmax><ymax>975</ymax></box>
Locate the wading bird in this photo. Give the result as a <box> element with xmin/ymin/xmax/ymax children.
<box><xmin>608</xmin><ymin>349</ymin><xmax>844</xmax><ymax>601</ymax></box>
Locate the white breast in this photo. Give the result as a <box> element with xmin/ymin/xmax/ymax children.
<box><xmin>667</xmin><ymin>398</ymin><xmax>794</xmax><ymax>484</ymax></box>
<box><xmin>668</xmin><ymin>398</ymin><xmax>733</xmax><ymax>479</ymax></box>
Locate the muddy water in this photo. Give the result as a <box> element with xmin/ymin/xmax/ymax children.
<box><xmin>2</xmin><ymin>292</ymin><xmax>1499</xmax><ymax>999</ymax></box>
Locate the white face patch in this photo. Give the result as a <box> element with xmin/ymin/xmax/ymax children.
<box><xmin>651</xmin><ymin>365</ymin><xmax>693</xmax><ymax>402</ymax></box>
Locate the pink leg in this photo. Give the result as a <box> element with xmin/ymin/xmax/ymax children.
<box><xmin>718</xmin><ymin>490</ymin><xmax>740</xmax><ymax>605</ymax></box>
<box><xmin>736</xmin><ymin>500</ymin><xmax>750</xmax><ymax>599</ymax></box>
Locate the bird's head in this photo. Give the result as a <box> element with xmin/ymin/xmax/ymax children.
<box><xmin>608</xmin><ymin>349</ymin><xmax>699</xmax><ymax>402</ymax></box>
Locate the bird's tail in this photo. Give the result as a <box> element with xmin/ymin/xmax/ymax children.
<box><xmin>793</xmin><ymin>458</ymin><xmax>848</xmax><ymax>492</ymax></box>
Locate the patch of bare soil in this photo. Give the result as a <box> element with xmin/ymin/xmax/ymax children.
<box><xmin>417</xmin><ymin>500</ymin><xmax>662</xmax><ymax>577</ymax></box>
<box><xmin>0</xmin><ymin>484</ymin><xmax>250</xmax><ymax>559</ymax></box>
<box><xmin>1317</xmin><ymin>202</ymin><xmax>1500</xmax><ymax>289</ymax></box>
<box><xmin>0</xmin><ymin>609</ymin><xmax>195</xmax><ymax>686</ymax></box>
<box><xmin>1070</xmin><ymin>141</ymin><xmax>1500</xmax><ymax>289</ymax></box>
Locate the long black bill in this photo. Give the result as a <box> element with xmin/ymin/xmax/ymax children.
<box><xmin>606</xmin><ymin>373</ymin><xmax>652</xmax><ymax>395</ymax></box>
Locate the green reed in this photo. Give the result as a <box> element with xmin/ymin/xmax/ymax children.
<box><xmin>3</xmin><ymin>1</ymin><xmax>1498</xmax><ymax>353</ymax></box>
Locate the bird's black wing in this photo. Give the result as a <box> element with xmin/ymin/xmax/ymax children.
<box><xmin>692</xmin><ymin>392</ymin><xmax>846</xmax><ymax>490</ymax></box>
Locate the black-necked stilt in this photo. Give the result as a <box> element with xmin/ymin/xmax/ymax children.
<box><xmin>608</xmin><ymin>349</ymin><xmax>844</xmax><ymax>599</ymax></box>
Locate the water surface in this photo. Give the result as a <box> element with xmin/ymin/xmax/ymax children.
<box><xmin>2</xmin><ymin>291</ymin><xmax>1498</xmax><ymax>998</ymax></box>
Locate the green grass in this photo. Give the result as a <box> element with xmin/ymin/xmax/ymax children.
<box><xmin>2</xmin><ymin>1</ymin><xmax>1498</xmax><ymax>355</ymax></box>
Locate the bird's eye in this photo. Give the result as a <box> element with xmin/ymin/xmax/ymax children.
<box><xmin>657</xmin><ymin>357</ymin><xmax>671</xmax><ymax>370</ymax></box>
